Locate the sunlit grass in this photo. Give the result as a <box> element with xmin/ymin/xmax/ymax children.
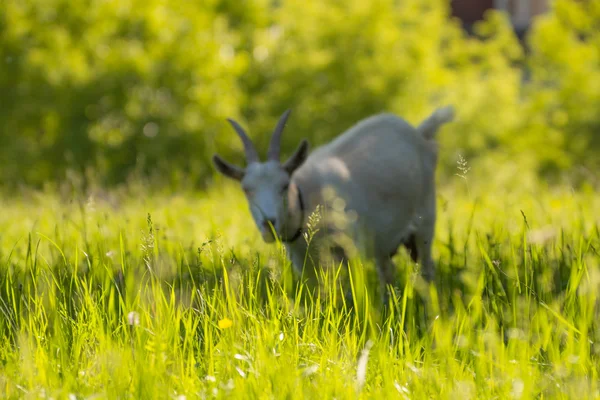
<box><xmin>0</xmin><ymin>180</ymin><xmax>598</xmax><ymax>398</ymax></box>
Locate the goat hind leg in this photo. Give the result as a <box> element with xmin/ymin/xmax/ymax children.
<box><xmin>415</xmin><ymin>220</ymin><xmax>436</xmax><ymax>282</ymax></box>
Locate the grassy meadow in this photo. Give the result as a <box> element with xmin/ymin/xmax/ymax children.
<box><xmin>2</xmin><ymin>0</ymin><xmax>600</xmax><ymax>398</ymax></box>
<box><xmin>0</xmin><ymin>176</ymin><xmax>598</xmax><ymax>399</ymax></box>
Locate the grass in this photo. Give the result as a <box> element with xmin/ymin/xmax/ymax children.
<box><xmin>0</xmin><ymin>179</ymin><xmax>598</xmax><ymax>399</ymax></box>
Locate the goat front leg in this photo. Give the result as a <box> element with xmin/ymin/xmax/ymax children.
<box><xmin>375</xmin><ymin>256</ymin><xmax>396</xmax><ymax>307</ymax></box>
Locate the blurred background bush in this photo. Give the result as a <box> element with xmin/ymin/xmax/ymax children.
<box><xmin>1</xmin><ymin>0</ymin><xmax>598</xmax><ymax>191</ymax></box>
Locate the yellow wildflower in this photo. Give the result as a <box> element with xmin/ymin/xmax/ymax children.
<box><xmin>218</xmin><ymin>318</ymin><xmax>233</xmax><ymax>329</ymax></box>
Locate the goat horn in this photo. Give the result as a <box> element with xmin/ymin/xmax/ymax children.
<box><xmin>227</xmin><ymin>118</ymin><xmax>259</xmax><ymax>164</ymax></box>
<box><xmin>267</xmin><ymin>109</ymin><xmax>292</xmax><ymax>161</ymax></box>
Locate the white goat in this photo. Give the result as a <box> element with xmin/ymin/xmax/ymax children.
<box><xmin>213</xmin><ymin>107</ymin><xmax>454</xmax><ymax>302</ymax></box>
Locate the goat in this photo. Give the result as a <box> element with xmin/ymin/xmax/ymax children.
<box><xmin>213</xmin><ymin>107</ymin><xmax>454</xmax><ymax>303</ymax></box>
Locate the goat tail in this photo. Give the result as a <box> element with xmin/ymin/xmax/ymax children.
<box><xmin>417</xmin><ymin>105</ymin><xmax>455</xmax><ymax>140</ymax></box>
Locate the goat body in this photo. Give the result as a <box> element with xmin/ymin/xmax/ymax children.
<box><xmin>213</xmin><ymin>107</ymin><xmax>454</xmax><ymax>302</ymax></box>
<box><xmin>284</xmin><ymin>109</ymin><xmax>453</xmax><ymax>291</ymax></box>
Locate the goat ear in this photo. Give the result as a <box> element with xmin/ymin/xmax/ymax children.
<box><xmin>212</xmin><ymin>154</ymin><xmax>245</xmax><ymax>181</ymax></box>
<box><xmin>282</xmin><ymin>139</ymin><xmax>309</xmax><ymax>175</ymax></box>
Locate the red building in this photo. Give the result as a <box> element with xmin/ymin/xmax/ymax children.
<box><xmin>451</xmin><ymin>0</ymin><xmax>550</xmax><ymax>37</ymax></box>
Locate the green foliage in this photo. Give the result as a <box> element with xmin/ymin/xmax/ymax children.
<box><xmin>525</xmin><ymin>0</ymin><xmax>600</xmax><ymax>179</ymax></box>
<box><xmin>0</xmin><ymin>183</ymin><xmax>598</xmax><ymax>397</ymax></box>
<box><xmin>0</xmin><ymin>0</ymin><xmax>599</xmax><ymax>188</ymax></box>
<box><xmin>0</xmin><ymin>0</ymin><xmax>247</xmax><ymax>186</ymax></box>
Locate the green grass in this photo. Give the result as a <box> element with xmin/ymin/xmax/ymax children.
<box><xmin>0</xmin><ymin>180</ymin><xmax>598</xmax><ymax>399</ymax></box>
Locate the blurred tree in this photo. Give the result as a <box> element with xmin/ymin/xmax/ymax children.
<box><xmin>525</xmin><ymin>0</ymin><xmax>600</xmax><ymax>181</ymax></box>
<box><xmin>0</xmin><ymin>0</ymin><xmax>247</xmax><ymax>188</ymax></box>
<box><xmin>0</xmin><ymin>0</ymin><xmax>598</xmax><ymax>189</ymax></box>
